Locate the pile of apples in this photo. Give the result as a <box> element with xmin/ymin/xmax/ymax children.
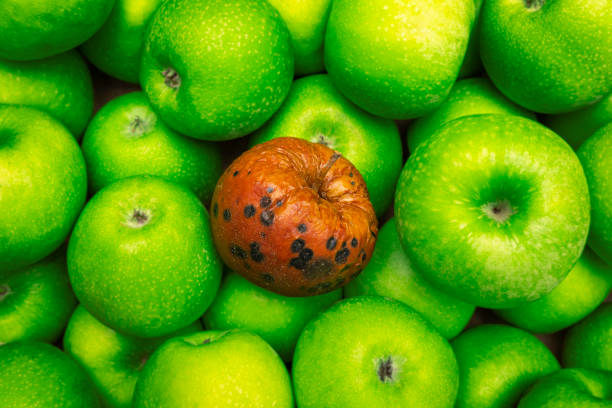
<box><xmin>1</xmin><ymin>0</ymin><xmax>611</xmax><ymax>407</ymax></box>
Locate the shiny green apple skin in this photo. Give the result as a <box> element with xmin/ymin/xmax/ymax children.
<box><xmin>0</xmin><ymin>250</ymin><xmax>76</xmax><ymax>344</ymax></box>
<box><xmin>497</xmin><ymin>248</ymin><xmax>612</xmax><ymax>333</ymax></box>
<box><xmin>452</xmin><ymin>324</ymin><xmax>560</xmax><ymax>408</ymax></box>
<box><xmin>395</xmin><ymin>114</ymin><xmax>590</xmax><ymax>308</ymax></box>
<box><xmin>0</xmin><ymin>341</ymin><xmax>100</xmax><ymax>407</ymax></box>
<box><xmin>133</xmin><ymin>330</ymin><xmax>294</xmax><ymax>407</ymax></box>
<box><xmin>563</xmin><ymin>302</ymin><xmax>612</xmax><ymax>372</ymax></box>
<box><xmin>545</xmin><ymin>92</ymin><xmax>612</xmax><ymax>150</ymax></box>
<box><xmin>0</xmin><ymin>51</ymin><xmax>93</xmax><ymax>137</ymax></box>
<box><xmin>480</xmin><ymin>0</ymin><xmax>612</xmax><ymax>114</ymax></box>
<box><xmin>578</xmin><ymin>122</ymin><xmax>612</xmax><ymax>264</ymax></box>
<box><xmin>0</xmin><ymin>0</ymin><xmax>114</xmax><ymax>61</ymax></box>
<box><xmin>293</xmin><ymin>296</ymin><xmax>459</xmax><ymax>408</ymax></box>
<box><xmin>67</xmin><ymin>176</ymin><xmax>222</xmax><ymax>338</ymax></box>
<box><xmin>324</xmin><ymin>0</ymin><xmax>475</xmax><ymax>119</ymax></box>
<box><xmin>0</xmin><ymin>105</ymin><xmax>87</xmax><ymax>273</ymax></box>
<box><xmin>267</xmin><ymin>0</ymin><xmax>331</xmax><ymax>76</ymax></box>
<box><xmin>344</xmin><ymin>218</ymin><xmax>474</xmax><ymax>339</ymax></box>
<box><xmin>203</xmin><ymin>271</ymin><xmax>340</xmax><ymax>362</ymax></box>
<box><xmin>81</xmin><ymin>0</ymin><xmax>163</xmax><ymax>83</ymax></box>
<box><xmin>518</xmin><ymin>368</ymin><xmax>612</xmax><ymax>408</ymax></box>
<box><xmin>249</xmin><ymin>74</ymin><xmax>402</xmax><ymax>217</ymax></box>
<box><xmin>82</xmin><ymin>92</ymin><xmax>223</xmax><ymax>203</ymax></box>
<box><xmin>64</xmin><ymin>305</ymin><xmax>203</xmax><ymax>408</ymax></box>
<box><xmin>406</xmin><ymin>77</ymin><xmax>535</xmax><ymax>152</ymax></box>
<box><xmin>140</xmin><ymin>0</ymin><xmax>293</xmax><ymax>140</ymax></box>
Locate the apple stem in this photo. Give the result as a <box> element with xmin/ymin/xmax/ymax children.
<box><xmin>313</xmin><ymin>153</ymin><xmax>341</xmax><ymax>195</ymax></box>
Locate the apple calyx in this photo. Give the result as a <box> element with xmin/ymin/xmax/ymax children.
<box><xmin>129</xmin><ymin>116</ymin><xmax>148</xmax><ymax>137</ymax></box>
<box><xmin>524</xmin><ymin>0</ymin><xmax>545</xmax><ymax>10</ymax></box>
<box><xmin>125</xmin><ymin>208</ymin><xmax>151</xmax><ymax>229</ymax></box>
<box><xmin>482</xmin><ymin>199</ymin><xmax>516</xmax><ymax>224</ymax></box>
<box><xmin>162</xmin><ymin>68</ymin><xmax>181</xmax><ymax>89</ymax></box>
<box><xmin>376</xmin><ymin>356</ymin><xmax>397</xmax><ymax>383</ymax></box>
<box><xmin>0</xmin><ymin>284</ymin><xmax>12</xmax><ymax>301</ymax></box>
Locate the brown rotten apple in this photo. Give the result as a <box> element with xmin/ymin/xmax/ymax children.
<box><xmin>210</xmin><ymin>137</ymin><xmax>378</xmax><ymax>296</ymax></box>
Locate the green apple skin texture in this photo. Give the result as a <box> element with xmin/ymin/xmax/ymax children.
<box><xmin>578</xmin><ymin>122</ymin><xmax>612</xmax><ymax>264</ymax></box>
<box><xmin>406</xmin><ymin>77</ymin><xmax>535</xmax><ymax>152</ymax></box>
<box><xmin>140</xmin><ymin>0</ymin><xmax>293</xmax><ymax>140</ymax></box>
<box><xmin>64</xmin><ymin>305</ymin><xmax>203</xmax><ymax>408</ymax></box>
<box><xmin>497</xmin><ymin>248</ymin><xmax>612</xmax><ymax>333</ymax></box>
<box><xmin>250</xmin><ymin>74</ymin><xmax>402</xmax><ymax>217</ymax></box>
<box><xmin>344</xmin><ymin>218</ymin><xmax>474</xmax><ymax>339</ymax></box>
<box><xmin>0</xmin><ymin>342</ymin><xmax>100</xmax><ymax>407</ymax></box>
<box><xmin>0</xmin><ymin>106</ymin><xmax>87</xmax><ymax>273</ymax></box>
<box><xmin>518</xmin><ymin>368</ymin><xmax>612</xmax><ymax>408</ymax></box>
<box><xmin>395</xmin><ymin>114</ymin><xmax>590</xmax><ymax>308</ymax></box>
<box><xmin>480</xmin><ymin>0</ymin><xmax>612</xmax><ymax>114</ymax></box>
<box><xmin>0</xmin><ymin>250</ymin><xmax>77</xmax><ymax>344</ymax></box>
<box><xmin>67</xmin><ymin>176</ymin><xmax>222</xmax><ymax>338</ymax></box>
<box><xmin>203</xmin><ymin>271</ymin><xmax>341</xmax><ymax>362</ymax></box>
<box><xmin>452</xmin><ymin>324</ymin><xmax>560</xmax><ymax>408</ymax></box>
<box><xmin>0</xmin><ymin>0</ymin><xmax>114</xmax><ymax>61</ymax></box>
<box><xmin>133</xmin><ymin>330</ymin><xmax>294</xmax><ymax>407</ymax></box>
<box><xmin>0</xmin><ymin>51</ymin><xmax>94</xmax><ymax>137</ymax></box>
<box><xmin>545</xmin><ymin>92</ymin><xmax>612</xmax><ymax>150</ymax></box>
<box><xmin>292</xmin><ymin>296</ymin><xmax>459</xmax><ymax>408</ymax></box>
<box><xmin>81</xmin><ymin>0</ymin><xmax>163</xmax><ymax>83</ymax></box>
<box><xmin>82</xmin><ymin>92</ymin><xmax>223</xmax><ymax>203</ymax></box>
<box><xmin>267</xmin><ymin>0</ymin><xmax>331</xmax><ymax>76</ymax></box>
<box><xmin>563</xmin><ymin>302</ymin><xmax>612</xmax><ymax>372</ymax></box>
<box><xmin>324</xmin><ymin>0</ymin><xmax>475</xmax><ymax>119</ymax></box>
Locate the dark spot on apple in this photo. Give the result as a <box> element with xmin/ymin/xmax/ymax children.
<box><xmin>212</xmin><ymin>203</ymin><xmax>218</xmax><ymax>218</ymax></box>
<box><xmin>370</xmin><ymin>230</ymin><xmax>377</xmax><ymax>239</ymax></box>
<box><xmin>335</xmin><ymin>248</ymin><xmax>350</xmax><ymax>264</ymax></box>
<box><xmin>342</xmin><ymin>241</ymin><xmax>347</xmax><ymax>248</ymax></box>
<box><xmin>350</xmin><ymin>181</ymin><xmax>355</xmax><ymax>186</ymax></box>
<box><xmin>244</xmin><ymin>204</ymin><xmax>255</xmax><ymax>218</ymax></box>
<box><xmin>290</xmin><ymin>257</ymin><xmax>306</xmax><ymax>270</ymax></box>
<box><xmin>377</xmin><ymin>357</ymin><xmax>394</xmax><ymax>383</ymax></box>
<box><xmin>326</xmin><ymin>237</ymin><xmax>337</xmax><ymax>250</ymax></box>
<box><xmin>362</xmin><ymin>253</ymin><xmax>367</xmax><ymax>262</ymax></box>
<box><xmin>349</xmin><ymin>172</ymin><xmax>354</xmax><ymax>177</ymax></box>
<box><xmin>291</xmin><ymin>239</ymin><xmax>305</xmax><ymax>253</ymax></box>
<box><xmin>351</xmin><ymin>238</ymin><xmax>358</xmax><ymax>247</ymax></box>
<box><xmin>223</xmin><ymin>209</ymin><xmax>231</xmax><ymax>221</ymax></box>
<box><xmin>297</xmin><ymin>224</ymin><xmax>307</xmax><ymax>233</ymax></box>
<box><xmin>247</xmin><ymin>170</ymin><xmax>251</xmax><ymax>175</ymax></box>
<box><xmin>243</xmin><ymin>261</ymin><xmax>251</xmax><ymax>270</ymax></box>
<box><xmin>275</xmin><ymin>200</ymin><xmax>283</xmax><ymax>207</ymax></box>
<box><xmin>299</xmin><ymin>248</ymin><xmax>313</xmax><ymax>262</ymax></box>
<box><xmin>266</xmin><ymin>186</ymin><xmax>274</xmax><ymax>193</ymax></box>
<box><xmin>262</xmin><ymin>274</ymin><xmax>274</xmax><ymax>283</ymax></box>
<box><xmin>303</xmin><ymin>259</ymin><xmax>333</xmax><ymax>280</ymax></box>
<box><xmin>162</xmin><ymin>68</ymin><xmax>181</xmax><ymax>89</ymax></box>
<box><xmin>260</xmin><ymin>231</ymin><xmax>266</xmax><ymax>239</ymax></box>
<box><xmin>233</xmin><ymin>170</ymin><xmax>239</xmax><ymax>177</ymax></box>
<box><xmin>230</xmin><ymin>244</ymin><xmax>247</xmax><ymax>259</ymax></box>
<box><xmin>260</xmin><ymin>210</ymin><xmax>274</xmax><ymax>226</ymax></box>
<box><xmin>249</xmin><ymin>242</ymin><xmax>264</xmax><ymax>262</ymax></box>
<box><xmin>260</xmin><ymin>196</ymin><xmax>272</xmax><ymax>208</ymax></box>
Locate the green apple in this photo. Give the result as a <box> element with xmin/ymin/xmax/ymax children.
<box><xmin>267</xmin><ymin>0</ymin><xmax>331</xmax><ymax>76</ymax></box>
<box><xmin>578</xmin><ymin>122</ymin><xmax>612</xmax><ymax>264</ymax></box>
<box><xmin>0</xmin><ymin>0</ymin><xmax>114</xmax><ymax>61</ymax></box>
<box><xmin>344</xmin><ymin>218</ymin><xmax>475</xmax><ymax>339</ymax></box>
<box><xmin>292</xmin><ymin>296</ymin><xmax>459</xmax><ymax>407</ymax></box>
<box><xmin>0</xmin><ymin>105</ymin><xmax>87</xmax><ymax>273</ymax></box>
<box><xmin>81</xmin><ymin>0</ymin><xmax>163</xmax><ymax>83</ymax></box>
<box><xmin>133</xmin><ymin>330</ymin><xmax>294</xmax><ymax>407</ymax></box>
<box><xmin>68</xmin><ymin>176</ymin><xmax>222</xmax><ymax>338</ymax></box>
<box><xmin>324</xmin><ymin>0</ymin><xmax>475</xmax><ymax>119</ymax></box>
<box><xmin>0</xmin><ymin>341</ymin><xmax>100</xmax><ymax>407</ymax></box>
<box><xmin>406</xmin><ymin>77</ymin><xmax>535</xmax><ymax>152</ymax></box>
<box><xmin>82</xmin><ymin>92</ymin><xmax>224</xmax><ymax>203</ymax></box>
<box><xmin>395</xmin><ymin>114</ymin><xmax>590</xmax><ymax>308</ymax></box>
<box><xmin>480</xmin><ymin>0</ymin><xmax>612</xmax><ymax>114</ymax></box>
<box><xmin>457</xmin><ymin>0</ymin><xmax>483</xmax><ymax>78</ymax></box>
<box><xmin>0</xmin><ymin>250</ymin><xmax>76</xmax><ymax>344</ymax></box>
<box><xmin>496</xmin><ymin>248</ymin><xmax>612</xmax><ymax>333</ymax></box>
<box><xmin>452</xmin><ymin>324</ymin><xmax>560</xmax><ymax>408</ymax></box>
<box><xmin>544</xmin><ymin>92</ymin><xmax>612</xmax><ymax>150</ymax></box>
<box><xmin>518</xmin><ymin>368</ymin><xmax>612</xmax><ymax>408</ymax></box>
<box><xmin>249</xmin><ymin>74</ymin><xmax>402</xmax><ymax>217</ymax></box>
<box><xmin>563</xmin><ymin>302</ymin><xmax>612</xmax><ymax>371</ymax></box>
<box><xmin>140</xmin><ymin>0</ymin><xmax>293</xmax><ymax>140</ymax></box>
<box><xmin>0</xmin><ymin>51</ymin><xmax>93</xmax><ymax>137</ymax></box>
<box><xmin>64</xmin><ymin>305</ymin><xmax>203</xmax><ymax>408</ymax></box>
<box><xmin>203</xmin><ymin>270</ymin><xmax>341</xmax><ymax>362</ymax></box>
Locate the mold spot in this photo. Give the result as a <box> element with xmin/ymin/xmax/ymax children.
<box><xmin>212</xmin><ymin>203</ymin><xmax>218</xmax><ymax>218</ymax></box>
<box><xmin>262</xmin><ymin>274</ymin><xmax>274</xmax><ymax>283</ymax></box>
<box><xmin>266</xmin><ymin>186</ymin><xmax>274</xmax><ymax>193</ymax></box>
<box><xmin>230</xmin><ymin>244</ymin><xmax>247</xmax><ymax>259</ymax></box>
<box><xmin>290</xmin><ymin>257</ymin><xmax>306</xmax><ymax>270</ymax></box>
<box><xmin>233</xmin><ymin>170</ymin><xmax>239</xmax><ymax>177</ymax></box>
<box><xmin>249</xmin><ymin>242</ymin><xmax>264</xmax><ymax>262</ymax></box>
<box><xmin>299</xmin><ymin>248</ymin><xmax>313</xmax><ymax>262</ymax></box>
<box><xmin>326</xmin><ymin>237</ymin><xmax>337</xmax><ymax>251</ymax></box>
<box><xmin>350</xmin><ymin>181</ymin><xmax>355</xmax><ymax>186</ymax></box>
<box><xmin>349</xmin><ymin>172</ymin><xmax>354</xmax><ymax>177</ymax></box>
<box><xmin>351</xmin><ymin>238</ymin><xmax>358</xmax><ymax>248</ymax></box>
<box><xmin>244</xmin><ymin>204</ymin><xmax>256</xmax><ymax>218</ymax></box>
<box><xmin>276</xmin><ymin>200</ymin><xmax>283</xmax><ymax>207</ymax></box>
<box><xmin>297</xmin><ymin>224</ymin><xmax>307</xmax><ymax>233</ymax></box>
<box><xmin>260</xmin><ymin>196</ymin><xmax>272</xmax><ymax>208</ymax></box>
<box><xmin>362</xmin><ymin>253</ymin><xmax>367</xmax><ymax>262</ymax></box>
<box><xmin>223</xmin><ymin>209</ymin><xmax>231</xmax><ymax>222</ymax></box>
<box><xmin>291</xmin><ymin>239</ymin><xmax>305</xmax><ymax>253</ymax></box>
<box><xmin>303</xmin><ymin>259</ymin><xmax>333</xmax><ymax>280</ymax></box>
<box><xmin>335</xmin><ymin>248</ymin><xmax>350</xmax><ymax>264</ymax></box>
<box><xmin>260</xmin><ymin>210</ymin><xmax>274</xmax><ymax>226</ymax></box>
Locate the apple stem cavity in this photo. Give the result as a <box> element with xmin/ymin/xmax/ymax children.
<box><xmin>482</xmin><ymin>199</ymin><xmax>516</xmax><ymax>224</ymax></box>
<box><xmin>0</xmin><ymin>284</ymin><xmax>12</xmax><ymax>301</ymax></box>
<box><xmin>524</xmin><ymin>0</ymin><xmax>545</xmax><ymax>10</ymax></box>
<box><xmin>312</xmin><ymin>153</ymin><xmax>341</xmax><ymax>195</ymax></box>
<box><xmin>162</xmin><ymin>68</ymin><xmax>181</xmax><ymax>89</ymax></box>
<box><xmin>125</xmin><ymin>208</ymin><xmax>151</xmax><ymax>229</ymax></box>
<box><xmin>376</xmin><ymin>356</ymin><xmax>396</xmax><ymax>383</ymax></box>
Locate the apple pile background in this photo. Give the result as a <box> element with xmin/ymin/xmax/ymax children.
<box><xmin>1</xmin><ymin>0</ymin><xmax>612</xmax><ymax>407</ymax></box>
